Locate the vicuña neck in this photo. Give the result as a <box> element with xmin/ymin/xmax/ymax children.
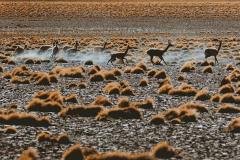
<box><xmin>124</xmin><ymin>47</ymin><xmax>129</xmax><ymax>55</ymax></box>
<box><xmin>217</xmin><ymin>42</ymin><xmax>222</xmax><ymax>52</ymax></box>
<box><xmin>164</xmin><ymin>44</ymin><xmax>171</xmax><ymax>52</ymax></box>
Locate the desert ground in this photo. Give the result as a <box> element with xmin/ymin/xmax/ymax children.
<box><xmin>1</xmin><ymin>0</ymin><xmax>240</xmax><ymax>160</ymax></box>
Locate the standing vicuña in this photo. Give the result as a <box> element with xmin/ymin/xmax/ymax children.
<box><xmin>204</xmin><ymin>40</ymin><xmax>222</xmax><ymax>63</ymax></box>
<box><xmin>107</xmin><ymin>45</ymin><xmax>131</xmax><ymax>65</ymax></box>
<box><xmin>147</xmin><ymin>40</ymin><xmax>173</xmax><ymax>65</ymax></box>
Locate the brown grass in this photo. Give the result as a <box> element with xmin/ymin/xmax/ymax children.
<box><xmin>0</xmin><ymin>112</ymin><xmax>51</xmax><ymax>127</ymax></box>
<box><xmin>136</xmin><ymin>63</ymin><xmax>147</xmax><ymax>71</ymax></box>
<box><xmin>91</xmin><ymin>96</ymin><xmax>112</xmax><ymax>106</ymax></box>
<box><xmin>11</xmin><ymin>76</ymin><xmax>30</xmax><ymax>84</ymax></box>
<box><xmin>37</xmin><ymin>131</ymin><xmax>71</xmax><ymax>144</ymax></box>
<box><xmin>180</xmin><ymin>61</ymin><xmax>195</xmax><ymax>72</ymax></box>
<box><xmin>117</xmin><ymin>97</ymin><xmax>130</xmax><ymax>108</ymax></box>
<box><xmin>61</xmin><ymin>144</ymin><xmax>84</xmax><ymax>160</ymax></box>
<box><xmin>225</xmin><ymin>117</ymin><xmax>240</xmax><ymax>133</ymax></box>
<box><xmin>103</xmin><ymin>82</ymin><xmax>121</xmax><ymax>95</ymax></box>
<box><xmin>52</xmin><ymin>66</ymin><xmax>85</xmax><ymax>78</ymax></box>
<box><xmin>194</xmin><ymin>89</ymin><xmax>211</xmax><ymax>101</ymax></box>
<box><xmin>151</xmin><ymin>142</ymin><xmax>178</xmax><ymax>159</ymax></box>
<box><xmin>216</xmin><ymin>104</ymin><xmax>240</xmax><ymax>113</ymax></box>
<box><xmin>211</xmin><ymin>93</ymin><xmax>221</xmax><ymax>102</ymax></box>
<box><xmin>121</xmin><ymin>87</ymin><xmax>135</xmax><ymax>96</ymax></box>
<box><xmin>177</xmin><ymin>75</ymin><xmax>185</xmax><ymax>81</ymax></box>
<box><xmin>3</xmin><ymin>126</ymin><xmax>17</xmax><ymax>134</ymax></box>
<box><xmin>220</xmin><ymin>76</ymin><xmax>231</xmax><ymax>86</ymax></box>
<box><xmin>158</xmin><ymin>83</ymin><xmax>173</xmax><ymax>94</ymax></box>
<box><xmin>154</xmin><ymin>70</ymin><xmax>167</xmax><ymax>79</ymax></box>
<box><xmin>200</xmin><ymin>60</ymin><xmax>214</xmax><ymax>66</ymax></box>
<box><xmin>130</xmin><ymin>66</ymin><xmax>145</xmax><ymax>74</ymax></box>
<box><xmin>219</xmin><ymin>84</ymin><xmax>234</xmax><ymax>94</ymax></box>
<box><xmin>18</xmin><ymin>147</ymin><xmax>39</xmax><ymax>160</ymax></box>
<box><xmin>147</xmin><ymin>69</ymin><xmax>157</xmax><ymax>77</ymax></box>
<box><xmin>220</xmin><ymin>94</ymin><xmax>240</xmax><ymax>104</ymax></box>
<box><xmin>59</xmin><ymin>105</ymin><xmax>104</xmax><ymax>118</ymax></box>
<box><xmin>226</xmin><ymin>64</ymin><xmax>235</xmax><ymax>71</ymax></box>
<box><xmin>139</xmin><ymin>78</ymin><xmax>148</xmax><ymax>87</ymax></box>
<box><xmin>133</xmin><ymin>98</ymin><xmax>154</xmax><ymax>109</ymax></box>
<box><xmin>96</xmin><ymin>107</ymin><xmax>142</xmax><ymax>120</ymax></box>
<box><xmin>64</xmin><ymin>94</ymin><xmax>78</xmax><ymax>103</ymax></box>
<box><xmin>168</xmin><ymin>83</ymin><xmax>198</xmax><ymax>97</ymax></box>
<box><xmin>0</xmin><ymin>66</ymin><xmax>3</xmax><ymax>72</ymax></box>
<box><xmin>203</xmin><ymin>66</ymin><xmax>213</xmax><ymax>73</ymax></box>
<box><xmin>90</xmin><ymin>73</ymin><xmax>104</xmax><ymax>82</ymax></box>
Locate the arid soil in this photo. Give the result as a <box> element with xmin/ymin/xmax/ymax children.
<box><xmin>1</xmin><ymin>0</ymin><xmax>240</xmax><ymax>160</ymax></box>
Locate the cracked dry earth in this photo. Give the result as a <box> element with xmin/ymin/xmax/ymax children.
<box><xmin>1</xmin><ymin>36</ymin><xmax>240</xmax><ymax>160</ymax></box>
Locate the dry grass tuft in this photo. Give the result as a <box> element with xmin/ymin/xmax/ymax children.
<box><xmin>37</xmin><ymin>131</ymin><xmax>71</xmax><ymax>144</ymax></box>
<box><xmin>3</xmin><ymin>126</ymin><xmax>17</xmax><ymax>134</ymax></box>
<box><xmin>139</xmin><ymin>78</ymin><xmax>148</xmax><ymax>87</ymax></box>
<box><xmin>103</xmin><ymin>82</ymin><xmax>121</xmax><ymax>95</ymax></box>
<box><xmin>96</xmin><ymin>107</ymin><xmax>142</xmax><ymax>120</ymax></box>
<box><xmin>217</xmin><ymin>104</ymin><xmax>240</xmax><ymax>113</ymax></box>
<box><xmin>130</xmin><ymin>66</ymin><xmax>145</xmax><ymax>74</ymax></box>
<box><xmin>168</xmin><ymin>83</ymin><xmax>198</xmax><ymax>96</ymax></box>
<box><xmin>211</xmin><ymin>94</ymin><xmax>221</xmax><ymax>102</ymax></box>
<box><xmin>0</xmin><ymin>66</ymin><xmax>3</xmax><ymax>72</ymax></box>
<box><xmin>136</xmin><ymin>63</ymin><xmax>147</xmax><ymax>71</ymax></box>
<box><xmin>203</xmin><ymin>66</ymin><xmax>213</xmax><ymax>73</ymax></box>
<box><xmin>180</xmin><ymin>61</ymin><xmax>195</xmax><ymax>72</ymax></box>
<box><xmin>220</xmin><ymin>94</ymin><xmax>240</xmax><ymax>104</ymax></box>
<box><xmin>62</xmin><ymin>144</ymin><xmax>84</xmax><ymax>160</ymax></box>
<box><xmin>18</xmin><ymin>147</ymin><xmax>39</xmax><ymax>160</ymax></box>
<box><xmin>151</xmin><ymin>142</ymin><xmax>178</xmax><ymax>159</ymax></box>
<box><xmin>52</xmin><ymin>66</ymin><xmax>85</xmax><ymax>78</ymax></box>
<box><xmin>194</xmin><ymin>89</ymin><xmax>211</xmax><ymax>101</ymax></box>
<box><xmin>226</xmin><ymin>64</ymin><xmax>235</xmax><ymax>71</ymax></box>
<box><xmin>0</xmin><ymin>112</ymin><xmax>51</xmax><ymax>127</ymax></box>
<box><xmin>158</xmin><ymin>84</ymin><xmax>173</xmax><ymax>94</ymax></box>
<box><xmin>200</xmin><ymin>60</ymin><xmax>214</xmax><ymax>66</ymax></box>
<box><xmin>111</xmin><ymin>68</ymin><xmax>122</xmax><ymax>76</ymax></box>
<box><xmin>121</xmin><ymin>87</ymin><xmax>135</xmax><ymax>96</ymax></box>
<box><xmin>64</xmin><ymin>94</ymin><xmax>78</xmax><ymax>103</ymax></box>
<box><xmin>133</xmin><ymin>98</ymin><xmax>154</xmax><ymax>109</ymax></box>
<box><xmin>11</xmin><ymin>76</ymin><xmax>30</xmax><ymax>84</ymax></box>
<box><xmin>225</xmin><ymin>117</ymin><xmax>240</xmax><ymax>133</ymax></box>
<box><xmin>117</xmin><ymin>97</ymin><xmax>130</xmax><ymax>108</ymax></box>
<box><xmin>219</xmin><ymin>84</ymin><xmax>234</xmax><ymax>94</ymax></box>
<box><xmin>90</xmin><ymin>73</ymin><xmax>104</xmax><ymax>82</ymax></box>
<box><xmin>59</xmin><ymin>105</ymin><xmax>104</xmax><ymax>118</ymax></box>
<box><xmin>147</xmin><ymin>69</ymin><xmax>157</xmax><ymax>77</ymax></box>
<box><xmin>91</xmin><ymin>96</ymin><xmax>112</xmax><ymax>106</ymax></box>
<box><xmin>220</xmin><ymin>76</ymin><xmax>231</xmax><ymax>86</ymax></box>
<box><xmin>154</xmin><ymin>70</ymin><xmax>167</xmax><ymax>79</ymax></box>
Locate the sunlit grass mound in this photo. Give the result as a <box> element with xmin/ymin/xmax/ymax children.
<box><xmin>225</xmin><ymin>117</ymin><xmax>240</xmax><ymax>133</ymax></box>
<box><xmin>216</xmin><ymin>104</ymin><xmax>240</xmax><ymax>113</ymax></box>
<box><xmin>59</xmin><ymin>105</ymin><xmax>104</xmax><ymax>118</ymax></box>
<box><xmin>194</xmin><ymin>89</ymin><xmax>211</xmax><ymax>101</ymax></box>
<box><xmin>0</xmin><ymin>112</ymin><xmax>51</xmax><ymax>127</ymax></box>
<box><xmin>62</xmin><ymin>144</ymin><xmax>84</xmax><ymax>160</ymax></box>
<box><xmin>180</xmin><ymin>61</ymin><xmax>195</xmax><ymax>72</ymax></box>
<box><xmin>91</xmin><ymin>96</ymin><xmax>112</xmax><ymax>106</ymax></box>
<box><xmin>27</xmin><ymin>91</ymin><xmax>64</xmax><ymax>113</ymax></box>
<box><xmin>168</xmin><ymin>83</ymin><xmax>198</xmax><ymax>97</ymax></box>
<box><xmin>96</xmin><ymin>107</ymin><xmax>142</xmax><ymax>120</ymax></box>
<box><xmin>150</xmin><ymin>141</ymin><xmax>179</xmax><ymax>159</ymax></box>
<box><xmin>52</xmin><ymin>66</ymin><xmax>85</xmax><ymax>78</ymax></box>
<box><xmin>19</xmin><ymin>147</ymin><xmax>39</xmax><ymax>160</ymax></box>
<box><xmin>37</xmin><ymin>131</ymin><xmax>71</xmax><ymax>144</ymax></box>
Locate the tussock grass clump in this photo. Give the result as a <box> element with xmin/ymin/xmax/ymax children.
<box><xmin>219</xmin><ymin>84</ymin><xmax>234</xmax><ymax>94</ymax></box>
<box><xmin>136</xmin><ymin>63</ymin><xmax>147</xmax><ymax>71</ymax></box>
<box><xmin>154</xmin><ymin>70</ymin><xmax>167</xmax><ymax>79</ymax></box>
<box><xmin>18</xmin><ymin>147</ymin><xmax>39</xmax><ymax>160</ymax></box>
<box><xmin>158</xmin><ymin>78</ymin><xmax>172</xmax><ymax>87</ymax></box>
<box><xmin>130</xmin><ymin>66</ymin><xmax>145</xmax><ymax>74</ymax></box>
<box><xmin>133</xmin><ymin>98</ymin><xmax>154</xmax><ymax>109</ymax></box>
<box><xmin>194</xmin><ymin>89</ymin><xmax>211</xmax><ymax>101</ymax></box>
<box><xmin>90</xmin><ymin>73</ymin><xmax>104</xmax><ymax>82</ymax></box>
<box><xmin>177</xmin><ymin>75</ymin><xmax>185</xmax><ymax>81</ymax></box>
<box><xmin>0</xmin><ymin>112</ymin><xmax>51</xmax><ymax>127</ymax></box>
<box><xmin>62</xmin><ymin>144</ymin><xmax>84</xmax><ymax>160</ymax></box>
<box><xmin>7</xmin><ymin>60</ymin><xmax>16</xmax><ymax>65</ymax></box>
<box><xmin>111</xmin><ymin>68</ymin><xmax>122</xmax><ymax>76</ymax></box>
<box><xmin>59</xmin><ymin>105</ymin><xmax>104</xmax><ymax>118</ymax></box>
<box><xmin>86</xmin><ymin>152</ymin><xmax>154</xmax><ymax>160</ymax></box>
<box><xmin>27</xmin><ymin>91</ymin><xmax>64</xmax><ymax>112</ymax></box>
<box><xmin>91</xmin><ymin>96</ymin><xmax>112</xmax><ymax>106</ymax></box>
<box><xmin>55</xmin><ymin>58</ymin><xmax>68</xmax><ymax>63</ymax></box>
<box><xmin>124</xmin><ymin>67</ymin><xmax>131</xmax><ymax>73</ymax></box>
<box><xmin>52</xmin><ymin>66</ymin><xmax>85</xmax><ymax>78</ymax></box>
<box><xmin>121</xmin><ymin>87</ymin><xmax>135</xmax><ymax>96</ymax></box>
<box><xmin>96</xmin><ymin>107</ymin><xmax>142</xmax><ymax>120</ymax></box>
<box><xmin>64</xmin><ymin>94</ymin><xmax>78</xmax><ymax>103</ymax></box>
<box><xmin>220</xmin><ymin>76</ymin><xmax>231</xmax><ymax>86</ymax></box>
<box><xmin>3</xmin><ymin>72</ymin><xmax>12</xmax><ymax>79</ymax></box>
<box><xmin>180</xmin><ymin>61</ymin><xmax>195</xmax><ymax>72</ymax></box>
<box><xmin>147</xmin><ymin>69</ymin><xmax>157</xmax><ymax>77</ymax></box>
<box><xmin>150</xmin><ymin>116</ymin><xmax>165</xmax><ymax>125</ymax></box>
<box><xmin>211</xmin><ymin>94</ymin><xmax>221</xmax><ymax>102</ymax></box>
<box><xmin>217</xmin><ymin>104</ymin><xmax>240</xmax><ymax>113</ymax></box>
<box><xmin>203</xmin><ymin>66</ymin><xmax>213</xmax><ymax>73</ymax></box>
<box><xmin>139</xmin><ymin>78</ymin><xmax>148</xmax><ymax>87</ymax></box>
<box><xmin>220</xmin><ymin>94</ymin><xmax>240</xmax><ymax>104</ymax></box>
<box><xmin>30</xmin><ymin>72</ymin><xmax>56</xmax><ymax>85</ymax></box>
<box><xmin>37</xmin><ymin>131</ymin><xmax>71</xmax><ymax>144</ymax></box>
<box><xmin>168</xmin><ymin>83</ymin><xmax>198</xmax><ymax>97</ymax></box>
<box><xmin>158</xmin><ymin>84</ymin><xmax>173</xmax><ymax>94</ymax></box>
<box><xmin>11</xmin><ymin>76</ymin><xmax>30</xmax><ymax>84</ymax></box>
<box><xmin>151</xmin><ymin>142</ymin><xmax>179</xmax><ymax>159</ymax></box>
<box><xmin>117</xmin><ymin>97</ymin><xmax>130</xmax><ymax>108</ymax></box>
<box><xmin>11</xmin><ymin>65</ymin><xmax>30</xmax><ymax>76</ymax></box>
<box><xmin>2</xmin><ymin>126</ymin><xmax>17</xmax><ymax>134</ymax></box>
<box><xmin>225</xmin><ymin>117</ymin><xmax>240</xmax><ymax>133</ymax></box>
<box><xmin>103</xmin><ymin>82</ymin><xmax>121</xmax><ymax>95</ymax></box>
<box><xmin>226</xmin><ymin>64</ymin><xmax>235</xmax><ymax>71</ymax></box>
<box><xmin>200</xmin><ymin>60</ymin><xmax>214</xmax><ymax>66</ymax></box>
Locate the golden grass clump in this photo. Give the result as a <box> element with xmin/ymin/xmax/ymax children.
<box><xmin>136</xmin><ymin>63</ymin><xmax>147</xmax><ymax>71</ymax></box>
<box><xmin>37</xmin><ymin>131</ymin><xmax>71</xmax><ymax>144</ymax></box>
<box><xmin>59</xmin><ymin>105</ymin><xmax>104</xmax><ymax>118</ymax></box>
<box><xmin>168</xmin><ymin>83</ymin><xmax>198</xmax><ymax>96</ymax></box>
<box><xmin>103</xmin><ymin>82</ymin><xmax>121</xmax><ymax>95</ymax></box>
<box><xmin>64</xmin><ymin>94</ymin><xmax>78</xmax><ymax>103</ymax></box>
<box><xmin>219</xmin><ymin>94</ymin><xmax>240</xmax><ymax>104</ymax></box>
<box><xmin>158</xmin><ymin>84</ymin><xmax>173</xmax><ymax>94</ymax></box>
<box><xmin>86</xmin><ymin>152</ymin><xmax>154</xmax><ymax>160</ymax></box>
<box><xmin>18</xmin><ymin>147</ymin><xmax>39</xmax><ymax>160</ymax></box>
<box><xmin>3</xmin><ymin>126</ymin><xmax>17</xmax><ymax>134</ymax></box>
<box><xmin>180</xmin><ymin>61</ymin><xmax>195</xmax><ymax>72</ymax></box>
<box><xmin>61</xmin><ymin>144</ymin><xmax>84</xmax><ymax>160</ymax></box>
<box><xmin>139</xmin><ymin>78</ymin><xmax>148</xmax><ymax>87</ymax></box>
<box><xmin>27</xmin><ymin>91</ymin><xmax>63</xmax><ymax>113</ymax></box>
<box><xmin>91</xmin><ymin>96</ymin><xmax>112</xmax><ymax>106</ymax></box>
<box><xmin>217</xmin><ymin>104</ymin><xmax>240</xmax><ymax>113</ymax></box>
<box><xmin>117</xmin><ymin>97</ymin><xmax>130</xmax><ymax>108</ymax></box>
<box><xmin>226</xmin><ymin>64</ymin><xmax>235</xmax><ymax>71</ymax></box>
<box><xmin>0</xmin><ymin>112</ymin><xmax>51</xmax><ymax>127</ymax></box>
<box><xmin>90</xmin><ymin>73</ymin><xmax>104</xmax><ymax>82</ymax></box>
<box><xmin>3</xmin><ymin>72</ymin><xmax>12</xmax><ymax>79</ymax></box>
<box><xmin>151</xmin><ymin>142</ymin><xmax>179</xmax><ymax>159</ymax></box>
<box><xmin>147</xmin><ymin>69</ymin><xmax>157</xmax><ymax>77</ymax></box>
<box><xmin>52</xmin><ymin>66</ymin><xmax>85</xmax><ymax>78</ymax></box>
<box><xmin>111</xmin><ymin>68</ymin><xmax>122</xmax><ymax>76</ymax></box>
<box><xmin>203</xmin><ymin>66</ymin><xmax>213</xmax><ymax>73</ymax></box>
<box><xmin>134</xmin><ymin>98</ymin><xmax>154</xmax><ymax>109</ymax></box>
<box><xmin>219</xmin><ymin>84</ymin><xmax>234</xmax><ymax>94</ymax></box>
<box><xmin>121</xmin><ymin>87</ymin><xmax>135</xmax><ymax>96</ymax></box>
<box><xmin>55</xmin><ymin>58</ymin><xmax>68</xmax><ymax>63</ymax></box>
<box><xmin>124</xmin><ymin>67</ymin><xmax>131</xmax><ymax>73</ymax></box>
<box><xmin>194</xmin><ymin>89</ymin><xmax>211</xmax><ymax>101</ymax></box>
<box><xmin>11</xmin><ymin>65</ymin><xmax>30</xmax><ymax>76</ymax></box>
<box><xmin>154</xmin><ymin>70</ymin><xmax>167</xmax><ymax>79</ymax></box>
<box><xmin>211</xmin><ymin>93</ymin><xmax>221</xmax><ymax>102</ymax></box>
<box><xmin>96</xmin><ymin>107</ymin><xmax>142</xmax><ymax>120</ymax></box>
<box><xmin>30</xmin><ymin>72</ymin><xmax>54</xmax><ymax>85</ymax></box>
<box><xmin>225</xmin><ymin>117</ymin><xmax>240</xmax><ymax>133</ymax></box>
<box><xmin>158</xmin><ymin>77</ymin><xmax>172</xmax><ymax>87</ymax></box>
<box><xmin>200</xmin><ymin>60</ymin><xmax>214</xmax><ymax>66</ymax></box>
<box><xmin>220</xmin><ymin>76</ymin><xmax>231</xmax><ymax>86</ymax></box>
<box><xmin>11</xmin><ymin>76</ymin><xmax>30</xmax><ymax>84</ymax></box>
<box><xmin>130</xmin><ymin>66</ymin><xmax>145</xmax><ymax>74</ymax></box>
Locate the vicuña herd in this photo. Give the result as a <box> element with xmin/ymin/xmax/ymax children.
<box><xmin>14</xmin><ymin>39</ymin><xmax>223</xmax><ymax>64</ymax></box>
